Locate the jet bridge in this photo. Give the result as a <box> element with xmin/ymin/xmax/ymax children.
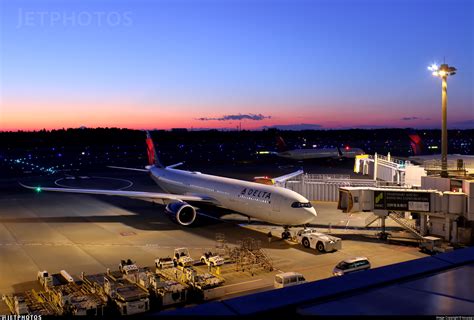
<box><xmin>338</xmin><ymin>187</ymin><xmax>469</xmax><ymax>243</ymax></box>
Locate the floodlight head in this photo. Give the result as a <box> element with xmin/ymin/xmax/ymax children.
<box><xmin>429</xmin><ymin>62</ymin><xmax>457</xmax><ymax>78</ymax></box>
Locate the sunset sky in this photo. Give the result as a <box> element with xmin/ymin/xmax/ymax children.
<box><xmin>1</xmin><ymin>0</ymin><xmax>472</xmax><ymax>131</ymax></box>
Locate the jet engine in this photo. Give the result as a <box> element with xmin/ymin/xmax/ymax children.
<box><xmin>165</xmin><ymin>201</ymin><xmax>197</xmax><ymax>226</ymax></box>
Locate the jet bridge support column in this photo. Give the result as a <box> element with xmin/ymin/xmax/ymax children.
<box><xmin>451</xmin><ymin>220</ymin><xmax>458</xmax><ymax>243</ymax></box>
<box><xmin>373</xmin><ymin>153</ymin><xmax>378</xmax><ymax>181</ymax></box>
<box><xmin>445</xmin><ymin>217</ymin><xmax>451</xmax><ymax>242</ymax></box>
<box><xmin>419</xmin><ymin>214</ymin><xmax>428</xmax><ymax>236</ymax></box>
<box><xmin>380</xmin><ymin>216</ymin><xmax>388</xmax><ymax>240</ymax></box>
<box><xmin>374</xmin><ymin>210</ymin><xmax>389</xmax><ymax>240</ymax></box>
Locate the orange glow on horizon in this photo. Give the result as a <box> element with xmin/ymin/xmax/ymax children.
<box><xmin>1</xmin><ymin>98</ymin><xmax>447</xmax><ymax>131</ymax></box>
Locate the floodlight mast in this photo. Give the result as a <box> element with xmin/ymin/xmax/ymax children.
<box><xmin>428</xmin><ymin>63</ymin><xmax>457</xmax><ymax>178</ymax></box>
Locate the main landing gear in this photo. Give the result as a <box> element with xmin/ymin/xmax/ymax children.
<box><xmin>281</xmin><ymin>226</ymin><xmax>291</xmax><ymax>240</ymax></box>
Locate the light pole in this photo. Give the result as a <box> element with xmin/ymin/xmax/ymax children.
<box><xmin>428</xmin><ymin>63</ymin><xmax>457</xmax><ymax>178</ymax></box>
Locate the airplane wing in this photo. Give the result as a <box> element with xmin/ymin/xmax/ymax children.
<box><xmin>19</xmin><ymin>183</ymin><xmax>216</xmax><ymax>205</ymax></box>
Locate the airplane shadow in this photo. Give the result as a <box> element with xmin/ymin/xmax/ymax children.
<box><xmin>1</xmin><ymin>188</ymin><xmax>299</xmax><ymax>251</ymax></box>
<box><xmin>328</xmin><ymin>233</ymin><xmax>420</xmax><ymax>247</ymax></box>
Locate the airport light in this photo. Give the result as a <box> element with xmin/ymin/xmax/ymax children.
<box><xmin>35</xmin><ymin>186</ymin><xmax>42</xmax><ymax>193</ymax></box>
<box><xmin>428</xmin><ymin>62</ymin><xmax>457</xmax><ymax>178</ymax></box>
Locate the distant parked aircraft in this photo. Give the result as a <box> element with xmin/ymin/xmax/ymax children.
<box><xmin>407</xmin><ymin>134</ymin><xmax>474</xmax><ymax>172</ymax></box>
<box><xmin>272</xmin><ymin>136</ymin><xmax>365</xmax><ymax>161</ymax></box>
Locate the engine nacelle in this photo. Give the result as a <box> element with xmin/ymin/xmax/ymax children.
<box><xmin>165</xmin><ymin>201</ymin><xmax>197</xmax><ymax>226</ymax></box>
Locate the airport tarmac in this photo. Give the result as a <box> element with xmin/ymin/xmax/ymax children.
<box><xmin>0</xmin><ymin>170</ymin><xmax>426</xmax><ymax>312</ymax></box>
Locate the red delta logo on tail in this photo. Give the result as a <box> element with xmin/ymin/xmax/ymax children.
<box><xmin>409</xmin><ymin>134</ymin><xmax>423</xmax><ymax>155</ymax></box>
<box><xmin>145</xmin><ymin>131</ymin><xmax>164</xmax><ymax>168</ymax></box>
<box><xmin>276</xmin><ymin>136</ymin><xmax>289</xmax><ymax>152</ymax></box>
<box><xmin>146</xmin><ymin>136</ymin><xmax>156</xmax><ymax>165</ymax></box>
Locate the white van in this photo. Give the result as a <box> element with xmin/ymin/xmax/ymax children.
<box><xmin>333</xmin><ymin>257</ymin><xmax>371</xmax><ymax>276</ymax></box>
<box><xmin>274</xmin><ymin>272</ymin><xmax>306</xmax><ymax>289</ymax></box>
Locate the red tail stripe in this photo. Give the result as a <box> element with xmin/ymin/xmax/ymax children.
<box><xmin>146</xmin><ymin>137</ymin><xmax>155</xmax><ymax>165</ymax></box>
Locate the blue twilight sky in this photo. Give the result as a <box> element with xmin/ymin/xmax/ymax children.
<box><xmin>0</xmin><ymin>0</ymin><xmax>472</xmax><ymax>130</ymax></box>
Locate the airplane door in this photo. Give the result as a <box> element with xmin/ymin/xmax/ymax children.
<box><xmin>271</xmin><ymin>195</ymin><xmax>280</xmax><ymax>212</ymax></box>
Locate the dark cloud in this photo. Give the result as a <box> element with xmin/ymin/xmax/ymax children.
<box><xmin>452</xmin><ymin>119</ymin><xmax>474</xmax><ymax>129</ymax></box>
<box><xmin>338</xmin><ymin>125</ymin><xmax>388</xmax><ymax>129</ymax></box>
<box><xmin>197</xmin><ymin>114</ymin><xmax>271</xmax><ymax>121</ymax></box>
<box><xmin>401</xmin><ymin>116</ymin><xmax>431</xmax><ymax>121</ymax></box>
<box><xmin>260</xmin><ymin>123</ymin><xmax>323</xmax><ymax>130</ymax></box>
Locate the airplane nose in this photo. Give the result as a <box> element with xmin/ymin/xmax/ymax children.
<box><xmin>302</xmin><ymin>207</ymin><xmax>317</xmax><ymax>224</ymax></box>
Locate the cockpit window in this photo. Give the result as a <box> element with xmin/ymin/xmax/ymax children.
<box><xmin>291</xmin><ymin>202</ymin><xmax>312</xmax><ymax>208</ymax></box>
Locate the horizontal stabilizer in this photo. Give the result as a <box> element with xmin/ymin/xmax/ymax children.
<box><xmin>107</xmin><ymin>166</ymin><xmax>149</xmax><ymax>172</ymax></box>
<box><xmin>166</xmin><ymin>162</ymin><xmax>185</xmax><ymax>169</ymax></box>
<box><xmin>254</xmin><ymin>169</ymin><xmax>304</xmax><ymax>186</ymax></box>
<box><xmin>273</xmin><ymin>169</ymin><xmax>304</xmax><ymax>184</ymax></box>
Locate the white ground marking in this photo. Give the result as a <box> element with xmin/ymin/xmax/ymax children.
<box><xmin>345</xmin><ymin>213</ymin><xmax>353</xmax><ymax>229</ymax></box>
<box><xmin>54</xmin><ymin>176</ymin><xmax>134</xmax><ymax>190</ymax></box>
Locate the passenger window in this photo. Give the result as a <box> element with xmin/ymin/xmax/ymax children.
<box><xmin>284</xmin><ymin>278</ymin><xmax>290</xmax><ymax>284</ymax></box>
<box><xmin>298</xmin><ymin>276</ymin><xmax>305</xmax><ymax>281</ymax></box>
<box><xmin>291</xmin><ymin>202</ymin><xmax>313</xmax><ymax>208</ymax></box>
<box><xmin>336</xmin><ymin>262</ymin><xmax>349</xmax><ymax>270</ymax></box>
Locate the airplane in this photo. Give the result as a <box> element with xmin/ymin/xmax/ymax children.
<box><xmin>407</xmin><ymin>134</ymin><xmax>474</xmax><ymax>172</ymax></box>
<box><xmin>21</xmin><ymin>132</ymin><xmax>317</xmax><ymax>239</ymax></box>
<box><xmin>258</xmin><ymin>136</ymin><xmax>365</xmax><ymax>161</ymax></box>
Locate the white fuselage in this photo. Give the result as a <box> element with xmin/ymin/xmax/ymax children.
<box><xmin>278</xmin><ymin>148</ymin><xmax>340</xmax><ymax>160</ymax></box>
<box><xmin>149</xmin><ymin>167</ymin><xmax>317</xmax><ymax>226</ymax></box>
<box><xmin>277</xmin><ymin>148</ymin><xmax>364</xmax><ymax>160</ymax></box>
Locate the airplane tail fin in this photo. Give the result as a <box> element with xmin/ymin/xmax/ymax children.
<box><xmin>276</xmin><ymin>136</ymin><xmax>288</xmax><ymax>152</ymax></box>
<box><xmin>408</xmin><ymin>133</ymin><xmax>423</xmax><ymax>156</ymax></box>
<box><xmin>146</xmin><ymin>131</ymin><xmax>164</xmax><ymax>168</ymax></box>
